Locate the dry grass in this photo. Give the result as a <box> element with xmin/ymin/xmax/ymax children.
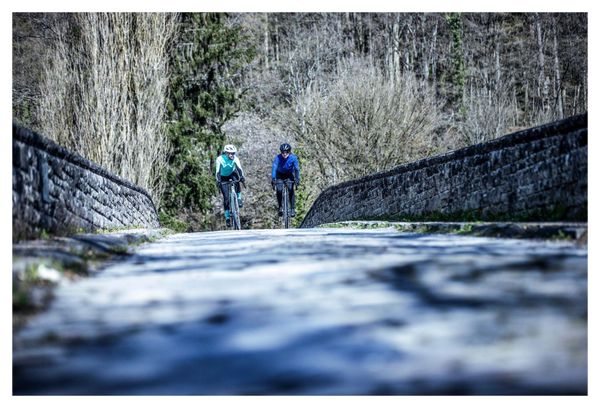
<box><xmin>37</xmin><ymin>13</ymin><xmax>177</xmax><ymax>206</ymax></box>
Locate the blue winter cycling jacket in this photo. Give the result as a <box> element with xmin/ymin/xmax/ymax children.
<box><xmin>271</xmin><ymin>153</ymin><xmax>300</xmax><ymax>180</ymax></box>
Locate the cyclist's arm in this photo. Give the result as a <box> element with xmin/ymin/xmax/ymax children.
<box><xmin>293</xmin><ymin>156</ymin><xmax>301</xmax><ymax>184</ymax></box>
<box><xmin>215</xmin><ymin>156</ymin><xmax>223</xmax><ymax>182</ymax></box>
<box><xmin>234</xmin><ymin>157</ymin><xmax>245</xmax><ymax>180</ymax></box>
<box><xmin>271</xmin><ymin>155</ymin><xmax>280</xmax><ymax>180</ymax></box>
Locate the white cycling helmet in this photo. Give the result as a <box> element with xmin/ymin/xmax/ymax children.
<box><xmin>223</xmin><ymin>144</ymin><xmax>237</xmax><ymax>154</ymax></box>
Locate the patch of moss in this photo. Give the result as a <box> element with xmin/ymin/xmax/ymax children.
<box><xmin>13</xmin><ymin>262</ymin><xmax>60</xmax><ymax>313</ymax></box>
<box><xmin>321</xmin><ymin>221</ymin><xmax>395</xmax><ymax>230</ymax></box>
<box><xmin>456</xmin><ymin>224</ymin><xmax>474</xmax><ymax>234</ymax></box>
<box><xmin>319</xmin><ymin>223</ymin><xmax>346</xmax><ymax>228</ymax></box>
<box><xmin>109</xmin><ymin>245</ymin><xmax>130</xmax><ymax>255</ymax></box>
<box><xmin>96</xmin><ymin>225</ymin><xmax>144</xmax><ymax>234</ymax></box>
<box><xmin>13</xmin><ymin>286</ymin><xmax>30</xmax><ymax>312</ymax></box>
<box><xmin>363</xmin><ymin>204</ymin><xmax>586</xmax><ymax>224</ymax></box>
<box><xmin>24</xmin><ymin>263</ymin><xmax>39</xmax><ymax>282</ymax></box>
<box><xmin>158</xmin><ymin>212</ymin><xmax>189</xmax><ymax>233</ymax></box>
<box><xmin>549</xmin><ymin>230</ymin><xmax>572</xmax><ymax>241</ymax></box>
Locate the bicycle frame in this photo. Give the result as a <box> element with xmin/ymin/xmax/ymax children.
<box><xmin>221</xmin><ymin>180</ymin><xmax>241</xmax><ymax>230</ymax></box>
<box><xmin>276</xmin><ymin>179</ymin><xmax>294</xmax><ymax>229</ymax></box>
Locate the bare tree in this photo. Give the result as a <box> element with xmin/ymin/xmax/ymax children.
<box><xmin>213</xmin><ymin>12</ymin><xmax>587</xmax><ymax>228</ymax></box>
<box><xmin>36</xmin><ymin>13</ymin><xmax>177</xmax><ymax>205</ymax></box>
<box><xmin>459</xmin><ymin>85</ymin><xmax>519</xmax><ymax>145</ymax></box>
<box><xmin>285</xmin><ymin>60</ymin><xmax>445</xmax><ymax>204</ymax></box>
<box><xmin>551</xmin><ymin>16</ymin><xmax>564</xmax><ymax>118</ymax></box>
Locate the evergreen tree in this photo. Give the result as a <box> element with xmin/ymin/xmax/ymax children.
<box><xmin>445</xmin><ymin>13</ymin><xmax>466</xmax><ymax>111</ymax></box>
<box><xmin>160</xmin><ymin>13</ymin><xmax>255</xmax><ymax>231</ymax></box>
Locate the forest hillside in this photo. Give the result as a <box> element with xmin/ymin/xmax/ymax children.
<box><xmin>12</xmin><ymin>12</ymin><xmax>588</xmax><ymax>230</ymax></box>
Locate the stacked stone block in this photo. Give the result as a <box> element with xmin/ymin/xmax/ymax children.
<box><xmin>13</xmin><ymin>124</ymin><xmax>160</xmax><ymax>240</ymax></box>
<box><xmin>301</xmin><ymin>114</ymin><xmax>587</xmax><ymax>228</ymax></box>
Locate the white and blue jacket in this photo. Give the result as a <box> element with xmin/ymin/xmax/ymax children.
<box><xmin>215</xmin><ymin>153</ymin><xmax>245</xmax><ymax>181</ymax></box>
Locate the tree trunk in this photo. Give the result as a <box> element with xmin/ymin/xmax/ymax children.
<box><xmin>263</xmin><ymin>13</ymin><xmax>270</xmax><ymax>69</ymax></box>
<box><xmin>494</xmin><ymin>24</ymin><xmax>501</xmax><ymax>86</ymax></box>
<box><xmin>552</xmin><ymin>17</ymin><xmax>563</xmax><ymax>118</ymax></box>
<box><xmin>390</xmin><ymin>14</ymin><xmax>401</xmax><ymax>83</ymax></box>
<box><xmin>429</xmin><ymin>17</ymin><xmax>438</xmax><ymax>84</ymax></box>
<box><xmin>535</xmin><ymin>14</ymin><xmax>546</xmax><ymax>111</ymax></box>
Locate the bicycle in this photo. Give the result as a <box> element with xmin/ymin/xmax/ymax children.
<box><xmin>276</xmin><ymin>179</ymin><xmax>295</xmax><ymax>229</ymax></box>
<box><xmin>221</xmin><ymin>180</ymin><xmax>242</xmax><ymax>230</ymax></box>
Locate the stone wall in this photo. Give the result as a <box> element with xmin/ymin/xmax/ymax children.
<box><xmin>13</xmin><ymin>124</ymin><xmax>160</xmax><ymax>240</ymax></box>
<box><xmin>301</xmin><ymin>114</ymin><xmax>587</xmax><ymax>228</ymax></box>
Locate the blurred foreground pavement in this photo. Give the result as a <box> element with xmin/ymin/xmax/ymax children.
<box><xmin>13</xmin><ymin>228</ymin><xmax>587</xmax><ymax>395</ymax></box>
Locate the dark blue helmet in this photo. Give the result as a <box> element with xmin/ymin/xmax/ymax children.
<box><xmin>280</xmin><ymin>143</ymin><xmax>292</xmax><ymax>153</ymax></box>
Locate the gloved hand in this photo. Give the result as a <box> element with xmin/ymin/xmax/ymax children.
<box><xmin>216</xmin><ymin>179</ymin><xmax>222</xmax><ymax>188</ymax></box>
<box><xmin>240</xmin><ymin>176</ymin><xmax>246</xmax><ymax>184</ymax></box>
<box><xmin>295</xmin><ymin>179</ymin><xmax>300</xmax><ymax>188</ymax></box>
<box><xmin>271</xmin><ymin>179</ymin><xmax>276</xmax><ymax>190</ymax></box>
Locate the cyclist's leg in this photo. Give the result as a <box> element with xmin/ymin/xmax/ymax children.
<box><xmin>288</xmin><ymin>177</ymin><xmax>296</xmax><ymax>216</ymax></box>
<box><xmin>229</xmin><ymin>185</ymin><xmax>238</xmax><ymax>228</ymax></box>
<box><xmin>289</xmin><ymin>179</ymin><xmax>295</xmax><ymax>208</ymax></box>
<box><xmin>233</xmin><ymin>178</ymin><xmax>243</xmax><ymax>207</ymax></box>
<box><xmin>275</xmin><ymin>176</ymin><xmax>284</xmax><ymax>215</ymax></box>
<box><xmin>221</xmin><ymin>176</ymin><xmax>232</xmax><ymax>220</ymax></box>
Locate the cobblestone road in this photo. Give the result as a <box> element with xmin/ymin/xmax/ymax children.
<box><xmin>13</xmin><ymin>228</ymin><xmax>587</xmax><ymax>395</ymax></box>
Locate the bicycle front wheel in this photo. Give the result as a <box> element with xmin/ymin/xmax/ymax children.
<box><xmin>282</xmin><ymin>186</ymin><xmax>290</xmax><ymax>229</ymax></box>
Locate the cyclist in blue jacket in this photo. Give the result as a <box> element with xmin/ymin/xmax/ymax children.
<box><xmin>216</xmin><ymin>144</ymin><xmax>246</xmax><ymax>227</ymax></box>
<box><xmin>271</xmin><ymin>143</ymin><xmax>300</xmax><ymax>217</ymax></box>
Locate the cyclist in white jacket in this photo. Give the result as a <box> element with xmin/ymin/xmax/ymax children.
<box><xmin>215</xmin><ymin>144</ymin><xmax>246</xmax><ymax>227</ymax></box>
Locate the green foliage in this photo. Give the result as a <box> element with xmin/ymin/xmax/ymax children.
<box><xmin>445</xmin><ymin>13</ymin><xmax>466</xmax><ymax>111</ymax></box>
<box><xmin>549</xmin><ymin>230</ymin><xmax>570</xmax><ymax>241</ymax></box>
<box><xmin>13</xmin><ymin>100</ymin><xmax>33</xmax><ymax>128</ymax></box>
<box><xmin>291</xmin><ymin>146</ymin><xmax>309</xmax><ymax>227</ymax></box>
<box><xmin>160</xmin><ymin>13</ymin><xmax>255</xmax><ymax>230</ymax></box>
<box><xmin>456</xmin><ymin>223</ymin><xmax>474</xmax><ymax>234</ymax></box>
<box><xmin>158</xmin><ymin>211</ymin><xmax>189</xmax><ymax>233</ymax></box>
<box><xmin>24</xmin><ymin>263</ymin><xmax>40</xmax><ymax>282</ymax></box>
<box><xmin>13</xmin><ymin>285</ymin><xmax>30</xmax><ymax>311</ymax></box>
<box><xmin>360</xmin><ymin>204</ymin><xmax>586</xmax><ymax>224</ymax></box>
<box><xmin>96</xmin><ymin>225</ymin><xmax>143</xmax><ymax>234</ymax></box>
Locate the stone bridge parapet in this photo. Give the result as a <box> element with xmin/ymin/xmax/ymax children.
<box><xmin>301</xmin><ymin>114</ymin><xmax>587</xmax><ymax>228</ymax></box>
<box><xmin>13</xmin><ymin>124</ymin><xmax>159</xmax><ymax>240</ymax></box>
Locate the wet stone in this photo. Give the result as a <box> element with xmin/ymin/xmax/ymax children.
<box><xmin>13</xmin><ymin>228</ymin><xmax>587</xmax><ymax>395</ymax></box>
